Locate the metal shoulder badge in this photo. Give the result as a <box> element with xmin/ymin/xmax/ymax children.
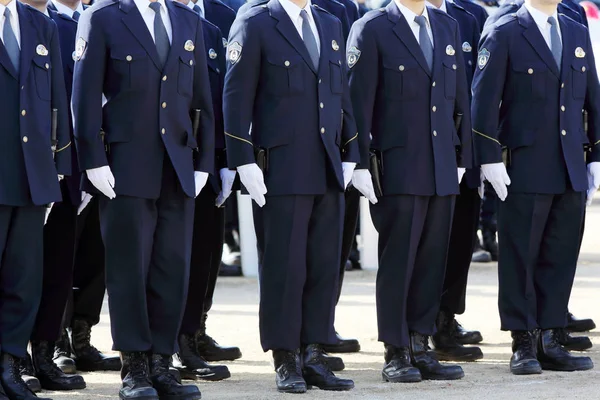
<box><xmin>228</xmin><ymin>41</ymin><xmax>242</xmax><ymax>65</ymax></box>
<box><xmin>478</xmin><ymin>48</ymin><xmax>490</xmax><ymax>70</ymax></box>
<box><xmin>75</xmin><ymin>38</ymin><xmax>87</xmax><ymax>61</ymax></box>
<box><xmin>347</xmin><ymin>46</ymin><xmax>361</xmax><ymax>69</ymax></box>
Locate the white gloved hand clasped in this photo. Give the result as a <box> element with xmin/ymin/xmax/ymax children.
<box><xmin>194</xmin><ymin>171</ymin><xmax>209</xmax><ymax>197</ymax></box>
<box><xmin>586</xmin><ymin>162</ymin><xmax>600</xmax><ymax>206</ymax></box>
<box><xmin>481</xmin><ymin>163</ymin><xmax>511</xmax><ymax>201</ymax></box>
<box><xmin>342</xmin><ymin>162</ymin><xmax>356</xmax><ymax>189</ymax></box>
<box><xmin>237</xmin><ymin>163</ymin><xmax>267</xmax><ymax>207</ymax></box>
<box><xmin>352</xmin><ymin>169</ymin><xmax>378</xmax><ymax>204</ymax></box>
<box><xmin>458</xmin><ymin>167</ymin><xmax>466</xmax><ymax>184</ymax></box>
<box><xmin>86</xmin><ymin>166</ymin><xmax>116</xmax><ymax>199</ymax></box>
<box><xmin>216</xmin><ymin>168</ymin><xmax>237</xmax><ymax>207</ymax></box>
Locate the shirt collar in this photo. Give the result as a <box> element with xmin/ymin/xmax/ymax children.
<box><xmin>0</xmin><ymin>0</ymin><xmax>19</xmax><ymax>20</ymax></box>
<box><xmin>188</xmin><ymin>0</ymin><xmax>204</xmax><ymax>14</ymax></box>
<box><xmin>51</xmin><ymin>1</ymin><xmax>84</xmax><ymax>18</ymax></box>
<box><xmin>278</xmin><ymin>0</ymin><xmax>314</xmax><ymax>23</ymax></box>
<box><xmin>395</xmin><ymin>0</ymin><xmax>430</xmax><ymax>27</ymax></box>
<box><xmin>426</xmin><ymin>0</ymin><xmax>446</xmax><ymax>13</ymax></box>
<box><xmin>134</xmin><ymin>0</ymin><xmax>168</xmax><ymax>15</ymax></box>
<box><xmin>524</xmin><ymin>3</ymin><xmax>558</xmax><ymax>29</ymax></box>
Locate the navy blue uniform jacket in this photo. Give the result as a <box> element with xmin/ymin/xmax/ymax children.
<box><xmin>223</xmin><ymin>0</ymin><xmax>360</xmax><ymax>195</ymax></box>
<box><xmin>472</xmin><ymin>7</ymin><xmax>600</xmax><ymax>194</ymax></box>
<box><xmin>72</xmin><ymin>0</ymin><xmax>215</xmax><ymax>199</ymax></box>
<box><xmin>453</xmin><ymin>0</ymin><xmax>487</xmax><ymax>32</ymax></box>
<box><xmin>204</xmin><ymin>0</ymin><xmax>236</xmax><ymax>39</ymax></box>
<box><xmin>0</xmin><ymin>2</ymin><xmax>70</xmax><ymax>207</ymax></box>
<box><xmin>484</xmin><ymin>0</ymin><xmax>583</xmax><ymax>32</ymax></box>
<box><xmin>347</xmin><ymin>3</ymin><xmax>473</xmax><ymax>197</ymax></box>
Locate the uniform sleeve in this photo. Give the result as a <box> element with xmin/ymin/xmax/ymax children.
<box><xmin>338</xmin><ymin>21</ymin><xmax>360</xmax><ymax>164</ymax></box>
<box><xmin>347</xmin><ymin>21</ymin><xmax>377</xmax><ymax>169</ymax></box>
<box><xmin>453</xmin><ymin>20</ymin><xmax>473</xmax><ymax>169</ymax></box>
<box><xmin>222</xmin><ymin>16</ymin><xmax>260</xmax><ymax>168</ymax></box>
<box><xmin>471</xmin><ymin>26</ymin><xmax>507</xmax><ymax>165</ymax></box>
<box><xmin>49</xmin><ymin>22</ymin><xmax>71</xmax><ymax>176</ymax></box>
<box><xmin>216</xmin><ymin>27</ymin><xmax>228</xmax><ymax>169</ymax></box>
<box><xmin>584</xmin><ymin>33</ymin><xmax>600</xmax><ymax>161</ymax></box>
<box><xmin>72</xmin><ymin>11</ymin><xmax>108</xmax><ymax>172</ymax></box>
<box><xmin>339</xmin><ymin>7</ymin><xmax>351</xmax><ymax>42</ymax></box>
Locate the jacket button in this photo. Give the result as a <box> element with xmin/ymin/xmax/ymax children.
<box><xmin>432</xmin><ymin>106</ymin><xmax>436</xmax><ymax>112</ymax></box>
<box><xmin>561</xmin><ymin>82</ymin><xmax>564</xmax><ymax>88</ymax></box>
<box><xmin>399</xmin><ymin>65</ymin><xmax>405</xmax><ymax>71</ymax></box>
<box><xmin>319</xmin><ymin>79</ymin><xmax>322</xmax><ymax>84</ymax></box>
<box><xmin>23</xmin><ymin>136</ymin><xmax>28</xmax><ymax>143</ymax></box>
<box><xmin>284</xmin><ymin>61</ymin><xmax>290</xmax><ymax>67</ymax></box>
<box><xmin>321</xmin><ymin>128</ymin><xmax>325</xmax><ymax>134</ymax></box>
<box><xmin>126</xmin><ymin>55</ymin><xmax>132</xmax><ymax>62</ymax></box>
<box><xmin>21</xmin><ymin>110</ymin><xmax>26</xmax><ymax>116</ymax></box>
<box><xmin>561</xmin><ymin>105</ymin><xmax>565</xmax><ymax>112</ymax></box>
<box><xmin>432</xmin><ymin>81</ymin><xmax>436</xmax><ymax>87</ymax></box>
<box><xmin>161</xmin><ymin>128</ymin><xmax>166</xmax><ymax>135</ymax></box>
<box><xmin>528</xmin><ymin>68</ymin><xmax>533</xmax><ymax>74</ymax></box>
<box><xmin>452</xmin><ymin>64</ymin><xmax>457</xmax><ymax>70</ymax></box>
<box><xmin>45</xmin><ymin>63</ymin><xmax>49</xmax><ymax>69</ymax></box>
<box><xmin>320</xmin><ymin>102</ymin><xmax>324</xmax><ymax>109</ymax></box>
<box><xmin>162</xmin><ymin>102</ymin><xmax>167</xmax><ymax>109</ymax></box>
<box><xmin>582</xmin><ymin>66</ymin><xmax>586</xmax><ymax>72</ymax></box>
<box><xmin>561</xmin><ymin>130</ymin><xmax>567</xmax><ymax>136</ymax></box>
<box><xmin>433</xmin><ymin>130</ymin><xmax>437</xmax><ymax>137</ymax></box>
<box><xmin>162</xmin><ymin>75</ymin><xmax>167</xmax><ymax>81</ymax></box>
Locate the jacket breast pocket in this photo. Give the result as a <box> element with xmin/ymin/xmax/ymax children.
<box><xmin>443</xmin><ymin>60</ymin><xmax>457</xmax><ymax>100</ymax></box>
<box><xmin>382</xmin><ymin>58</ymin><xmax>419</xmax><ymax>100</ymax></box>
<box><xmin>511</xmin><ymin>62</ymin><xmax>547</xmax><ymax>100</ymax></box>
<box><xmin>571</xmin><ymin>59</ymin><xmax>588</xmax><ymax>100</ymax></box>
<box><xmin>110</xmin><ymin>50</ymin><xmax>148</xmax><ymax>90</ymax></box>
<box><xmin>265</xmin><ymin>55</ymin><xmax>304</xmax><ymax>97</ymax></box>
<box><xmin>178</xmin><ymin>54</ymin><xmax>195</xmax><ymax>98</ymax></box>
<box><xmin>32</xmin><ymin>56</ymin><xmax>51</xmax><ymax>101</ymax></box>
<box><xmin>330</xmin><ymin>59</ymin><xmax>343</xmax><ymax>94</ymax></box>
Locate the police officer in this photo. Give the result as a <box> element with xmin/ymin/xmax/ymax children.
<box><xmin>224</xmin><ymin>0</ymin><xmax>358</xmax><ymax>392</ymax></box>
<box><xmin>0</xmin><ymin>0</ymin><xmax>71</xmax><ymax>397</ymax></box>
<box><xmin>425</xmin><ymin>0</ymin><xmax>484</xmax><ymax>363</ymax></box>
<box><xmin>472</xmin><ymin>0</ymin><xmax>598</xmax><ymax>375</ymax></box>
<box><xmin>483</xmin><ymin>0</ymin><xmax>583</xmax><ymax>30</ymax></box>
<box><xmin>72</xmin><ymin>0</ymin><xmax>214</xmax><ymax>398</ymax></box>
<box><xmin>348</xmin><ymin>0</ymin><xmax>472</xmax><ymax>382</ymax></box>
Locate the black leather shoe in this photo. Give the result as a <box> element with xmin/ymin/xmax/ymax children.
<box><xmin>510</xmin><ymin>331</ymin><xmax>542</xmax><ymax>375</ymax></box>
<box><xmin>382</xmin><ymin>345</ymin><xmax>421</xmax><ymax>383</ymax></box>
<box><xmin>150</xmin><ymin>354</ymin><xmax>201</xmax><ymax>400</ymax></box>
<box><xmin>556</xmin><ymin>328</ymin><xmax>593</xmax><ymax>351</ymax></box>
<box><xmin>0</xmin><ymin>353</ymin><xmax>51</xmax><ymax>400</ymax></box>
<box><xmin>173</xmin><ymin>334</ymin><xmax>230</xmax><ymax>381</ymax></box>
<box><xmin>18</xmin><ymin>354</ymin><xmax>42</xmax><ymax>393</ymax></box>
<box><xmin>195</xmin><ymin>314</ymin><xmax>242</xmax><ymax>362</ymax></box>
<box><xmin>273</xmin><ymin>350</ymin><xmax>307</xmax><ymax>393</ymax></box>
<box><xmin>453</xmin><ymin>320</ymin><xmax>483</xmax><ymax>345</ymax></box>
<box><xmin>120</xmin><ymin>352</ymin><xmax>159</xmax><ymax>400</ymax></box>
<box><xmin>566</xmin><ymin>313</ymin><xmax>596</xmax><ymax>333</ymax></box>
<box><xmin>537</xmin><ymin>329</ymin><xmax>594</xmax><ymax>371</ymax></box>
<box><xmin>54</xmin><ymin>329</ymin><xmax>77</xmax><ymax>374</ymax></box>
<box><xmin>409</xmin><ymin>332</ymin><xmax>464</xmax><ymax>380</ymax></box>
<box><xmin>218</xmin><ymin>262</ymin><xmax>242</xmax><ymax>277</ymax></box>
<box><xmin>433</xmin><ymin>311</ymin><xmax>483</xmax><ymax>362</ymax></box>
<box><xmin>322</xmin><ymin>332</ymin><xmax>360</xmax><ymax>354</ymax></box>
<box><xmin>302</xmin><ymin>344</ymin><xmax>354</xmax><ymax>391</ymax></box>
<box><xmin>322</xmin><ymin>353</ymin><xmax>344</xmax><ymax>372</ymax></box>
<box><xmin>72</xmin><ymin>319</ymin><xmax>122</xmax><ymax>371</ymax></box>
<box><xmin>31</xmin><ymin>341</ymin><xmax>86</xmax><ymax>391</ymax></box>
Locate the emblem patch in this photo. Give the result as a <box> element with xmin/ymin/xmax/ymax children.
<box><xmin>36</xmin><ymin>44</ymin><xmax>48</xmax><ymax>56</ymax></box>
<box><xmin>575</xmin><ymin>47</ymin><xmax>586</xmax><ymax>58</ymax></box>
<box><xmin>208</xmin><ymin>48</ymin><xmax>217</xmax><ymax>59</ymax></box>
<box><xmin>332</xmin><ymin>40</ymin><xmax>339</xmax><ymax>51</ymax></box>
<box><xmin>75</xmin><ymin>38</ymin><xmax>87</xmax><ymax>61</ymax></box>
<box><xmin>184</xmin><ymin>40</ymin><xmax>195</xmax><ymax>52</ymax></box>
<box><xmin>477</xmin><ymin>48</ymin><xmax>490</xmax><ymax>70</ymax></box>
<box><xmin>462</xmin><ymin>42</ymin><xmax>472</xmax><ymax>53</ymax></box>
<box><xmin>446</xmin><ymin>45</ymin><xmax>455</xmax><ymax>56</ymax></box>
<box><xmin>222</xmin><ymin>38</ymin><xmax>228</xmax><ymax>48</ymax></box>
<box><xmin>228</xmin><ymin>41</ymin><xmax>242</xmax><ymax>64</ymax></box>
<box><xmin>347</xmin><ymin>46</ymin><xmax>361</xmax><ymax>69</ymax></box>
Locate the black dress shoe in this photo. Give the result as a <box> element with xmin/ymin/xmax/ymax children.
<box><xmin>302</xmin><ymin>344</ymin><xmax>354</xmax><ymax>391</ymax></box>
<box><xmin>195</xmin><ymin>314</ymin><xmax>242</xmax><ymax>362</ymax></box>
<box><xmin>321</xmin><ymin>353</ymin><xmax>344</xmax><ymax>372</ymax></box>
<box><xmin>453</xmin><ymin>320</ymin><xmax>483</xmax><ymax>345</ymax></box>
<box><xmin>218</xmin><ymin>262</ymin><xmax>242</xmax><ymax>277</ymax></box>
<box><xmin>0</xmin><ymin>353</ymin><xmax>51</xmax><ymax>400</ymax></box>
<box><xmin>433</xmin><ymin>311</ymin><xmax>483</xmax><ymax>362</ymax></box>
<box><xmin>566</xmin><ymin>313</ymin><xmax>596</xmax><ymax>333</ymax></box>
<box><xmin>321</xmin><ymin>332</ymin><xmax>361</xmax><ymax>354</ymax></box>
<box><xmin>382</xmin><ymin>345</ymin><xmax>421</xmax><ymax>383</ymax></box>
<box><xmin>510</xmin><ymin>331</ymin><xmax>542</xmax><ymax>375</ymax></box>
<box><xmin>18</xmin><ymin>354</ymin><xmax>42</xmax><ymax>393</ymax></box>
<box><xmin>120</xmin><ymin>352</ymin><xmax>159</xmax><ymax>400</ymax></box>
<box><xmin>472</xmin><ymin>249</ymin><xmax>492</xmax><ymax>263</ymax></box>
<box><xmin>409</xmin><ymin>332</ymin><xmax>464</xmax><ymax>380</ymax></box>
<box><xmin>273</xmin><ymin>349</ymin><xmax>307</xmax><ymax>393</ymax></box>
<box><xmin>150</xmin><ymin>354</ymin><xmax>201</xmax><ymax>400</ymax></box>
<box><xmin>537</xmin><ymin>329</ymin><xmax>594</xmax><ymax>372</ymax></box>
<box><xmin>72</xmin><ymin>319</ymin><xmax>122</xmax><ymax>371</ymax></box>
<box><xmin>31</xmin><ymin>341</ymin><xmax>86</xmax><ymax>391</ymax></box>
<box><xmin>54</xmin><ymin>329</ymin><xmax>77</xmax><ymax>374</ymax></box>
<box><xmin>173</xmin><ymin>334</ymin><xmax>230</xmax><ymax>381</ymax></box>
<box><xmin>556</xmin><ymin>328</ymin><xmax>593</xmax><ymax>351</ymax></box>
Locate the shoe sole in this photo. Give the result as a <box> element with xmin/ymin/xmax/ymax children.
<box><xmin>57</xmin><ymin>364</ymin><xmax>77</xmax><ymax>374</ymax></box>
<box><xmin>202</xmin><ymin>352</ymin><xmax>242</xmax><ymax>362</ymax></box>
<box><xmin>540</xmin><ymin>362</ymin><xmax>594</xmax><ymax>372</ymax></box>
<box><xmin>382</xmin><ymin>373</ymin><xmax>422</xmax><ymax>383</ymax></box>
<box><xmin>179</xmin><ymin>369</ymin><xmax>231</xmax><ymax>382</ymax></box>
<box><xmin>435</xmin><ymin>351</ymin><xmax>484</xmax><ymax>362</ymax></box>
<box><xmin>157</xmin><ymin>394</ymin><xmax>202</xmax><ymax>400</ymax></box>
<box><xmin>119</xmin><ymin>392</ymin><xmax>159</xmax><ymax>400</ymax></box>
<box><xmin>566</xmin><ymin>322</ymin><xmax>596</xmax><ymax>333</ymax></box>
<box><xmin>421</xmin><ymin>370</ymin><xmax>465</xmax><ymax>381</ymax></box>
<box><xmin>321</xmin><ymin>344</ymin><xmax>361</xmax><ymax>354</ymax></box>
<box><xmin>306</xmin><ymin>384</ymin><xmax>354</xmax><ymax>391</ymax></box>
<box><xmin>563</xmin><ymin>343</ymin><xmax>593</xmax><ymax>352</ymax></box>
<box><xmin>277</xmin><ymin>385</ymin><xmax>308</xmax><ymax>394</ymax></box>
<box><xmin>511</xmin><ymin>364</ymin><xmax>543</xmax><ymax>375</ymax></box>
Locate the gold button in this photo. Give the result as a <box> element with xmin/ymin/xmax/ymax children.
<box><xmin>284</xmin><ymin>60</ymin><xmax>290</xmax><ymax>67</ymax></box>
<box><xmin>321</xmin><ymin>128</ymin><xmax>325</xmax><ymax>134</ymax></box>
<box><xmin>582</xmin><ymin>66</ymin><xmax>586</xmax><ymax>72</ymax></box>
<box><xmin>126</xmin><ymin>55</ymin><xmax>132</xmax><ymax>62</ymax></box>
<box><xmin>162</xmin><ymin>75</ymin><xmax>167</xmax><ymax>81</ymax></box>
<box><xmin>45</xmin><ymin>63</ymin><xmax>49</xmax><ymax>69</ymax></box>
<box><xmin>432</xmin><ymin>81</ymin><xmax>436</xmax><ymax>87</ymax></box>
<box><xmin>161</xmin><ymin>128</ymin><xmax>166</xmax><ymax>135</ymax></box>
<box><xmin>21</xmin><ymin>110</ymin><xmax>26</xmax><ymax>116</ymax></box>
<box><xmin>561</xmin><ymin>130</ymin><xmax>567</xmax><ymax>136</ymax></box>
<box><xmin>561</xmin><ymin>83</ymin><xmax>565</xmax><ymax>88</ymax></box>
<box><xmin>399</xmin><ymin>65</ymin><xmax>405</xmax><ymax>71</ymax></box>
<box><xmin>433</xmin><ymin>130</ymin><xmax>437</xmax><ymax>137</ymax></box>
<box><xmin>432</xmin><ymin>106</ymin><xmax>436</xmax><ymax>112</ymax></box>
<box><xmin>23</xmin><ymin>136</ymin><xmax>28</xmax><ymax>143</ymax></box>
<box><xmin>320</xmin><ymin>103</ymin><xmax>324</xmax><ymax>109</ymax></box>
<box><xmin>452</xmin><ymin>64</ymin><xmax>457</xmax><ymax>70</ymax></box>
<box><xmin>190</xmin><ymin>60</ymin><xmax>194</xmax><ymax>66</ymax></box>
<box><xmin>528</xmin><ymin>68</ymin><xmax>533</xmax><ymax>74</ymax></box>
<box><xmin>561</xmin><ymin>106</ymin><xmax>565</xmax><ymax>112</ymax></box>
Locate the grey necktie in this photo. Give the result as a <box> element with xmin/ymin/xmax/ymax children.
<box><xmin>193</xmin><ymin>4</ymin><xmax>203</xmax><ymax>17</ymax></box>
<box><xmin>72</xmin><ymin>10</ymin><xmax>80</xmax><ymax>21</ymax></box>
<box><xmin>548</xmin><ymin>16</ymin><xmax>562</xmax><ymax>71</ymax></box>
<box><xmin>300</xmin><ymin>9</ymin><xmax>319</xmax><ymax>70</ymax></box>
<box><xmin>3</xmin><ymin>8</ymin><xmax>19</xmax><ymax>72</ymax></box>
<box><xmin>414</xmin><ymin>15</ymin><xmax>433</xmax><ymax>72</ymax></box>
<box><xmin>149</xmin><ymin>2</ymin><xmax>170</xmax><ymax>68</ymax></box>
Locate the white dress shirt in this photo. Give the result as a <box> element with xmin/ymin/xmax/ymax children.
<box><xmin>133</xmin><ymin>0</ymin><xmax>173</xmax><ymax>44</ymax></box>
<box><xmin>426</xmin><ymin>0</ymin><xmax>447</xmax><ymax>13</ymax></box>
<box><xmin>188</xmin><ymin>0</ymin><xmax>205</xmax><ymax>17</ymax></box>
<box><xmin>395</xmin><ymin>0</ymin><xmax>433</xmax><ymax>47</ymax></box>
<box><xmin>278</xmin><ymin>0</ymin><xmax>320</xmax><ymax>53</ymax></box>
<box><xmin>0</xmin><ymin>0</ymin><xmax>21</xmax><ymax>48</ymax></box>
<box><xmin>524</xmin><ymin>3</ymin><xmax>561</xmax><ymax>49</ymax></box>
<box><xmin>51</xmin><ymin>0</ymin><xmax>85</xmax><ymax>19</ymax></box>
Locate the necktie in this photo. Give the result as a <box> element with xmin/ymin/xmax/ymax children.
<box><xmin>300</xmin><ymin>9</ymin><xmax>319</xmax><ymax>70</ymax></box>
<box><xmin>72</xmin><ymin>10</ymin><xmax>80</xmax><ymax>21</ymax></box>
<box><xmin>548</xmin><ymin>16</ymin><xmax>562</xmax><ymax>72</ymax></box>
<box><xmin>3</xmin><ymin>8</ymin><xmax>19</xmax><ymax>72</ymax></box>
<box><xmin>193</xmin><ymin>4</ymin><xmax>203</xmax><ymax>18</ymax></box>
<box><xmin>149</xmin><ymin>2</ymin><xmax>170</xmax><ymax>68</ymax></box>
<box><xmin>414</xmin><ymin>15</ymin><xmax>433</xmax><ymax>72</ymax></box>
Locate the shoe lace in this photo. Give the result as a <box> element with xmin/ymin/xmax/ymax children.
<box><xmin>129</xmin><ymin>354</ymin><xmax>150</xmax><ymax>381</ymax></box>
<box><xmin>8</xmin><ymin>357</ymin><xmax>33</xmax><ymax>394</ymax></box>
<box><xmin>514</xmin><ymin>331</ymin><xmax>535</xmax><ymax>353</ymax></box>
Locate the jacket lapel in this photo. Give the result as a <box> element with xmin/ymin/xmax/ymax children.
<box><xmin>17</xmin><ymin>2</ymin><xmax>35</xmax><ymax>85</ymax></box>
<box><xmin>119</xmin><ymin>0</ymin><xmax>162</xmax><ymax>71</ymax></box>
<box><xmin>0</xmin><ymin>38</ymin><xmax>18</xmax><ymax>80</ymax></box>
<box><xmin>163</xmin><ymin>0</ymin><xmax>183</xmax><ymax>73</ymax></box>
<box><xmin>558</xmin><ymin>14</ymin><xmax>573</xmax><ymax>80</ymax></box>
<box><xmin>387</xmin><ymin>2</ymin><xmax>431</xmax><ymax>77</ymax></box>
<box><xmin>430</xmin><ymin>10</ymin><xmax>444</xmax><ymax>79</ymax></box>
<box><xmin>518</xmin><ymin>6</ymin><xmax>560</xmax><ymax>78</ymax></box>
<box><xmin>311</xmin><ymin>6</ymin><xmax>328</xmax><ymax>74</ymax></box>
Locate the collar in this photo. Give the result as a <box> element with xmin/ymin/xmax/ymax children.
<box><xmin>0</xmin><ymin>0</ymin><xmax>19</xmax><ymax>19</ymax></box>
<box><xmin>133</xmin><ymin>0</ymin><xmax>168</xmax><ymax>14</ymax></box>
<box><xmin>51</xmin><ymin>0</ymin><xmax>84</xmax><ymax>17</ymax></box>
<box><xmin>524</xmin><ymin>2</ymin><xmax>558</xmax><ymax>28</ymax></box>
<box><xmin>395</xmin><ymin>0</ymin><xmax>430</xmax><ymax>26</ymax></box>
<box><xmin>278</xmin><ymin>0</ymin><xmax>314</xmax><ymax>22</ymax></box>
<box><xmin>188</xmin><ymin>0</ymin><xmax>204</xmax><ymax>14</ymax></box>
<box><xmin>426</xmin><ymin>0</ymin><xmax>446</xmax><ymax>13</ymax></box>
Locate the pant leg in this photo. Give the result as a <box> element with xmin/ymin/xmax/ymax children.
<box><xmin>371</xmin><ymin>195</ymin><xmax>428</xmax><ymax>348</ymax></box>
<box><xmin>498</xmin><ymin>193</ymin><xmax>552</xmax><ymax>331</ymax></box>
<box><xmin>441</xmin><ymin>183</ymin><xmax>480</xmax><ymax>315</ymax></box>
<box><xmin>202</xmin><ymin>206</ymin><xmax>225</xmax><ymax>314</ymax></box>
<box><xmin>0</xmin><ymin>206</ymin><xmax>46</xmax><ymax>357</ymax></box>
<box><xmin>335</xmin><ymin>188</ymin><xmax>360</xmax><ymax>305</ymax></box>
<box><xmin>536</xmin><ymin>190</ymin><xmax>585</xmax><ymax>329</ymax></box>
<box><xmin>481</xmin><ymin>182</ymin><xmax>498</xmax><ymax>231</ymax></box>
<box><xmin>302</xmin><ymin>187</ymin><xmax>344</xmax><ymax>345</ymax></box>
<box><xmin>259</xmin><ymin>195</ymin><xmax>312</xmax><ymax>352</ymax></box>
<box><xmin>407</xmin><ymin>195</ymin><xmax>456</xmax><ymax>335</ymax></box>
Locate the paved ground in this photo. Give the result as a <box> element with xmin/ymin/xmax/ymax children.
<box><xmin>48</xmin><ymin>202</ymin><xmax>600</xmax><ymax>399</ymax></box>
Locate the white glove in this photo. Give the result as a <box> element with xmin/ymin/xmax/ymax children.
<box><xmin>237</xmin><ymin>163</ymin><xmax>267</xmax><ymax>207</ymax></box>
<box><xmin>352</xmin><ymin>169</ymin><xmax>378</xmax><ymax>204</ymax></box>
<box><xmin>58</xmin><ymin>175</ymin><xmax>64</xmax><ymax>181</ymax></box>
<box><xmin>478</xmin><ymin>169</ymin><xmax>485</xmax><ymax>199</ymax></box>
<box><xmin>216</xmin><ymin>168</ymin><xmax>237</xmax><ymax>207</ymax></box>
<box><xmin>342</xmin><ymin>162</ymin><xmax>356</xmax><ymax>189</ymax></box>
<box><xmin>194</xmin><ymin>171</ymin><xmax>209</xmax><ymax>197</ymax></box>
<box><xmin>86</xmin><ymin>166</ymin><xmax>116</xmax><ymax>199</ymax></box>
<box><xmin>78</xmin><ymin>192</ymin><xmax>93</xmax><ymax>215</ymax></box>
<box><xmin>586</xmin><ymin>162</ymin><xmax>600</xmax><ymax>206</ymax></box>
<box><xmin>44</xmin><ymin>203</ymin><xmax>53</xmax><ymax>225</ymax></box>
<box><xmin>458</xmin><ymin>167</ymin><xmax>466</xmax><ymax>184</ymax></box>
<box><xmin>481</xmin><ymin>162</ymin><xmax>511</xmax><ymax>201</ymax></box>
